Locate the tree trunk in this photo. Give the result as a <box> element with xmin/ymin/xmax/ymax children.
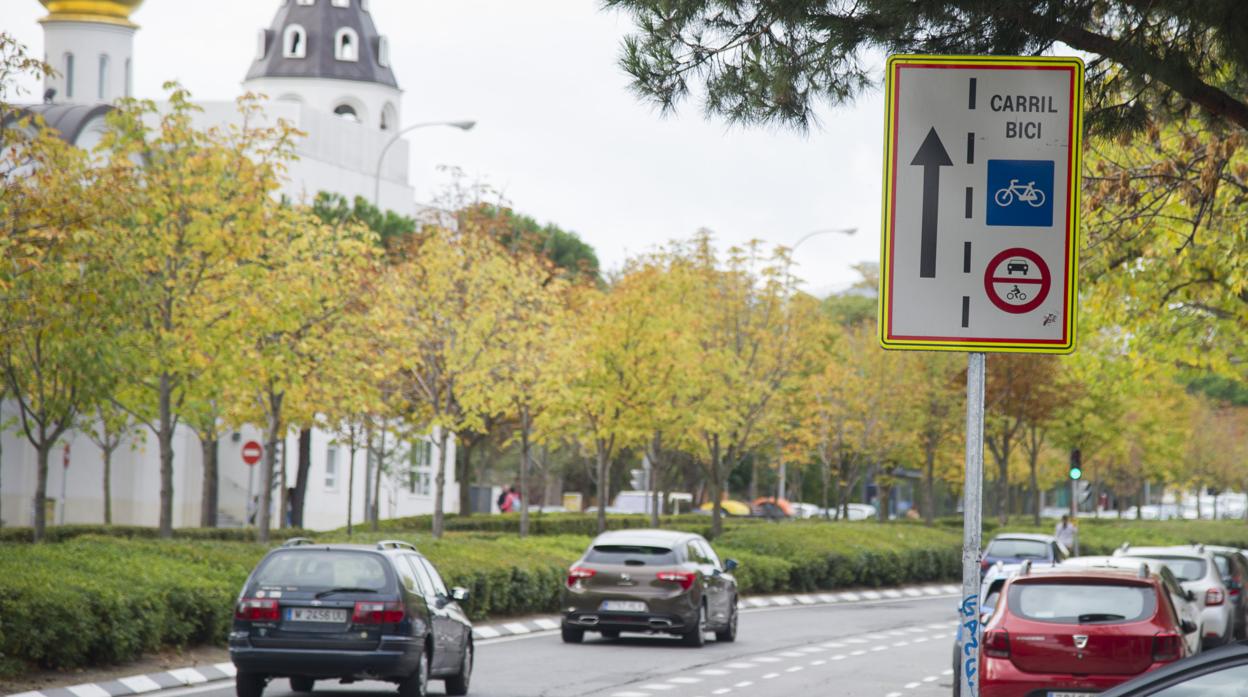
<box><xmin>103</xmin><ymin>445</ymin><xmax>113</xmax><ymax>525</ymax></box>
<box><xmin>33</xmin><ymin>440</ymin><xmax>51</xmax><ymax>541</ymax></box>
<box><xmin>595</xmin><ymin>439</ymin><xmax>609</xmax><ymax>535</ymax></box>
<box><xmin>819</xmin><ymin>457</ymin><xmax>831</xmax><ymax>520</ymax></box>
<box><xmin>292</xmin><ymin>427</ymin><xmax>312</xmax><ymax>528</ymax></box>
<box><xmin>1029</xmin><ymin>452</ymin><xmax>1040</xmax><ymax>527</ymax></box>
<box><xmin>432</xmin><ymin>426</ymin><xmax>449</xmax><ymax>538</ymax></box>
<box><xmin>747</xmin><ymin>457</ymin><xmax>758</xmax><ymax>501</ymax></box>
<box><xmin>347</xmin><ymin>441</ymin><xmax>356</xmax><ymax>537</ymax></box>
<box><xmin>363</xmin><ymin>424</ymin><xmax>373</xmax><ymax>526</ymax></box>
<box><xmin>258</xmin><ymin>388</ymin><xmax>284</xmax><ymax>544</ymax></box>
<box><xmin>648</xmin><ymin>431</ymin><xmax>662</xmax><ymax>528</ymax></box>
<box><xmin>372</xmin><ymin>428</ymin><xmax>385</xmax><ymax>530</ymax></box>
<box><xmin>709</xmin><ymin>434</ymin><xmax>723</xmax><ymax>539</ymax></box>
<box><xmin>158</xmin><ymin>372</ymin><xmax>175</xmax><ymax>538</ymax></box>
<box><xmin>519</xmin><ymin>408</ymin><xmax>531</xmax><ymax>538</ymax></box>
<box><xmin>923</xmin><ymin>444</ymin><xmax>936</xmax><ymax>526</ymax></box>
<box><xmin>199</xmin><ymin>436</ymin><xmax>218</xmax><ymax>527</ymax></box>
<box><xmin>456</xmin><ymin>433</ymin><xmax>477</xmax><ymax>516</ymax></box>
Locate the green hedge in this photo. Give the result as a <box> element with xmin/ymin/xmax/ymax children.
<box><xmin>0</xmin><ymin>524</ymin><xmax>314</xmax><ymax>544</ymax></box>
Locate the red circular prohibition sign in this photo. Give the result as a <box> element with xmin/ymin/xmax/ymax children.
<box><xmin>984</xmin><ymin>247</ymin><xmax>1050</xmax><ymax>314</ymax></box>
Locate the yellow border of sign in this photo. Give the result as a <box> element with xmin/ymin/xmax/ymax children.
<box><xmin>877</xmin><ymin>54</ymin><xmax>1084</xmax><ymax>354</ymax></box>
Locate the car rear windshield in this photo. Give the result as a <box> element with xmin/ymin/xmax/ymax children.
<box><xmin>986</xmin><ymin>539</ymin><xmax>1050</xmax><ymax>559</ymax></box>
<box><xmin>1135</xmin><ymin>556</ymin><xmax>1206</xmax><ymax>582</ymax></box>
<box><xmin>585</xmin><ymin>545</ymin><xmax>677</xmax><ymax>565</ymax></box>
<box><xmin>1008</xmin><ymin>582</ymin><xmax>1155</xmax><ymax>624</ymax></box>
<box><xmin>253</xmin><ymin>551</ymin><xmax>391</xmax><ymax>590</ymax></box>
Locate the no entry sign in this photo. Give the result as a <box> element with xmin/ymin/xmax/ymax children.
<box><xmin>241</xmin><ymin>440</ymin><xmax>263</xmax><ymax>466</ymax></box>
<box><xmin>878</xmin><ymin>55</ymin><xmax>1083</xmax><ymax>353</ymax></box>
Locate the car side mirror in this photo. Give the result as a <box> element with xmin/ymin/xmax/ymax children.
<box><xmin>1186</xmin><ymin>590</ymin><xmax>1197</xmax><ymax>602</ymax></box>
<box><xmin>723</xmin><ymin>559</ymin><xmax>739</xmax><ymax>573</ymax></box>
<box><xmin>451</xmin><ymin>587</ymin><xmax>470</xmax><ymax>603</ymax></box>
<box><xmin>1181</xmin><ymin>619</ymin><xmax>1198</xmax><ymax>634</ymax></box>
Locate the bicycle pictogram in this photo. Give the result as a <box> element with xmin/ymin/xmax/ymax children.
<box><xmin>994</xmin><ymin>179</ymin><xmax>1046</xmax><ymax>208</ymax></box>
<box><xmin>1005</xmin><ymin>285</ymin><xmax>1028</xmax><ymax>302</ymax></box>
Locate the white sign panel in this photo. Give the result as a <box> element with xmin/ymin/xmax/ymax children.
<box><xmin>878</xmin><ymin>55</ymin><xmax>1083</xmax><ymax>353</ymax></box>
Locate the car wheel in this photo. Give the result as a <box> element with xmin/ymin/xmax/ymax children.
<box><xmin>445</xmin><ymin>642</ymin><xmax>472</xmax><ymax>696</ymax></box>
<box><xmin>683</xmin><ymin>603</ymin><xmax>706</xmax><ymax>647</ymax></box>
<box><xmin>397</xmin><ymin>650</ymin><xmax>430</xmax><ymax>697</ymax></box>
<box><xmin>289</xmin><ymin>677</ymin><xmax>315</xmax><ymax>693</ymax></box>
<box><xmin>236</xmin><ymin>673</ymin><xmax>266</xmax><ymax>697</ymax></box>
<box><xmin>715</xmin><ymin>600</ymin><xmax>737</xmax><ymax>643</ymax></box>
<box><xmin>561</xmin><ymin>625</ymin><xmax>584</xmax><ymax>644</ymax></box>
<box><xmin>600</xmin><ymin>630</ymin><xmax>620</xmax><ymax>640</ymax></box>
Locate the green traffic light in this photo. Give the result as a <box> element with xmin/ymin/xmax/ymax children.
<box><xmin>1070</xmin><ymin>467</ymin><xmax>1082</xmax><ymax>480</ymax></box>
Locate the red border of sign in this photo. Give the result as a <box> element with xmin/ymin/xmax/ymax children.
<box><xmin>880</xmin><ymin>58</ymin><xmax>1081</xmax><ymax>350</ymax></box>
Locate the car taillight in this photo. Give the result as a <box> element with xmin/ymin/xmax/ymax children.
<box><xmin>352</xmin><ymin>601</ymin><xmax>405</xmax><ymax>624</ymax></box>
<box><xmin>1152</xmin><ymin>633</ymin><xmax>1181</xmax><ymax>662</ymax></box>
<box><xmin>1206</xmin><ymin>588</ymin><xmax>1225</xmax><ymax>606</ymax></box>
<box><xmin>567</xmin><ymin>566</ymin><xmax>596</xmax><ymax>588</ymax></box>
<box><xmin>235</xmin><ymin>598</ymin><xmax>279</xmax><ymax>621</ymax></box>
<box><xmin>656</xmin><ymin>571</ymin><xmax>697</xmax><ymax>591</ymax></box>
<box><xmin>984</xmin><ymin>630</ymin><xmax>1010</xmax><ymax>658</ymax></box>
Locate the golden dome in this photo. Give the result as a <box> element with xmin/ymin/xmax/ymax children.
<box><xmin>38</xmin><ymin>0</ymin><xmax>143</xmax><ymax>28</ymax></box>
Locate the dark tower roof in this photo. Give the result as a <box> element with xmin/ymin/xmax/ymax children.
<box><xmin>246</xmin><ymin>0</ymin><xmax>397</xmax><ymax>88</ymax></box>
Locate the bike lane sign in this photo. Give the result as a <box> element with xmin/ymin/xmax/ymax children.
<box><xmin>878</xmin><ymin>54</ymin><xmax>1083</xmax><ymax>353</ymax></box>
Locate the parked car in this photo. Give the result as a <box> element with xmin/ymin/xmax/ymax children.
<box><xmin>1116</xmin><ymin>544</ymin><xmax>1235</xmax><ymax>648</ymax></box>
<box><xmin>825</xmin><ymin>503</ymin><xmax>877</xmax><ymax>521</ymax></box>
<box><xmin>1097</xmin><ymin>640</ymin><xmax>1248</xmax><ymax>697</ymax></box>
<box><xmin>229</xmin><ymin>539</ymin><xmax>473</xmax><ymax>697</ymax></box>
<box><xmin>1206</xmin><ymin>546</ymin><xmax>1248</xmax><ymax>639</ymax></box>
<box><xmin>561</xmin><ymin>529</ymin><xmax>739</xmax><ymax>647</ymax></box>
<box><xmin>981</xmin><ymin>533</ymin><xmax>1068</xmax><ymax>573</ymax></box>
<box><xmin>978</xmin><ymin>563</ymin><xmax>1198</xmax><ymax>697</ymax></box>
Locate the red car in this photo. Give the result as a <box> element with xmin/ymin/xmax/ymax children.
<box><xmin>980</xmin><ymin>563</ymin><xmax>1197</xmax><ymax>697</ymax></box>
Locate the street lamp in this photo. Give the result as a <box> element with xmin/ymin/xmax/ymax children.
<box><xmin>373</xmin><ymin>119</ymin><xmax>476</xmax><ymax>208</ymax></box>
<box><xmin>775</xmin><ymin>226</ymin><xmax>855</xmax><ymax>503</ymax></box>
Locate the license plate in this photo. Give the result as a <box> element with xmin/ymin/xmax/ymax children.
<box><xmin>287</xmin><ymin>607</ymin><xmax>348</xmax><ymax>623</ymax></box>
<box><xmin>1048</xmin><ymin>692</ymin><xmax>1096</xmax><ymax>697</ymax></box>
<box><xmin>600</xmin><ymin>600</ymin><xmax>646</xmax><ymax>612</ymax></box>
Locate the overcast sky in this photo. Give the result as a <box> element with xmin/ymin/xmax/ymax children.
<box><xmin>6</xmin><ymin>0</ymin><xmax>887</xmax><ymax>295</ymax></box>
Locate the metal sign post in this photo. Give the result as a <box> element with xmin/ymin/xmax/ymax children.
<box><xmin>958</xmin><ymin>352</ymin><xmax>986</xmax><ymax>696</ymax></box>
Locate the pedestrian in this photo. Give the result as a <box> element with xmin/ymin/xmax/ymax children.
<box><xmin>496</xmin><ymin>486</ymin><xmax>509</xmax><ymax>513</ymax></box>
<box><xmin>1054</xmin><ymin>514</ymin><xmax>1076</xmax><ymax>552</ymax></box>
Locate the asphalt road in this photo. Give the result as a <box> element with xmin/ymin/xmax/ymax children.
<box><xmin>178</xmin><ymin>595</ymin><xmax>959</xmax><ymax>697</ymax></box>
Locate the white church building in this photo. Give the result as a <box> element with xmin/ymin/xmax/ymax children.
<box><xmin>0</xmin><ymin>0</ymin><xmax>459</xmax><ymax>531</ymax></box>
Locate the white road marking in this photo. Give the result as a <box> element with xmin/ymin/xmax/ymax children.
<box><xmin>923</xmin><ymin>587</ymin><xmax>943</xmax><ymax>595</ymax></box>
<box><xmin>534</xmin><ymin>618</ymin><xmax>559</xmax><ymax>630</ymax></box>
<box><xmin>844</xmin><ymin>637</ymin><xmax>867</xmax><ymax>644</ymax></box>
<box><xmin>925</xmin><ymin>623</ymin><xmax>946</xmax><ymax>630</ymax></box>
<box><xmin>883</xmin><ymin>590</ymin><xmax>903</xmax><ymax>599</ymax></box>
<box><xmin>887</xmin><ymin>693</ymin><xmax>903</xmax><ymax>697</ymax></box>
<box><xmin>762</xmin><ymin>673</ymin><xmax>780</xmax><ymax>680</ymax></box>
<box><xmin>810</xmin><ymin>659</ymin><xmax>826</xmax><ymax>666</ymax></box>
<box><xmin>699</xmin><ymin>669</ymin><xmax>730</xmax><ymax>676</ymax></box>
<box><xmin>755</xmin><ymin>656</ymin><xmax>782</xmax><ymax>663</ymax></box>
<box><xmin>798</xmin><ymin>647</ymin><xmax>823</xmax><ymax>654</ymax></box>
<box><xmin>942</xmin><ymin>669</ymin><xmax>954</xmax><ymax>676</ymax></box>
<box><xmin>475</xmin><ymin>626</ymin><xmax>502</xmax><ymax>638</ymax></box>
<box><xmin>772</xmin><ymin>596</ymin><xmax>795</xmax><ymax>606</ymax></box>
<box><xmin>779</xmin><ymin>651</ymin><xmax>806</xmax><ymax>657</ymax></box>
<box><xmin>213</xmin><ymin>663</ymin><xmax>237</xmax><ymax>678</ymax></box>
<box><xmin>711</xmin><ymin>689</ymin><xmax>732</xmax><ymax>695</ymax></box>
<box><xmin>640</xmin><ymin>683</ymin><xmax>674</xmax><ymax>691</ymax></box>
<box><xmin>167</xmin><ymin>669</ymin><xmax>208</xmax><ymax>686</ymax></box>
<box><xmin>904</xmin><ymin>588</ymin><xmax>923</xmax><ymax>597</ymax></box>
<box><xmin>667</xmin><ymin>677</ymin><xmax>702</xmax><ymax>684</ymax></box>
<box><xmin>746</xmin><ymin>597</ymin><xmax>770</xmax><ymax>607</ymax></box>
<box><xmin>67</xmin><ymin>685</ymin><xmax>111</xmax><ymax>697</ymax></box>
<box><xmin>8</xmin><ymin>692</ymin><xmax>46</xmax><ymax>697</ymax></box>
<box><xmin>923</xmin><ymin>676</ymin><xmax>939</xmax><ymax>682</ymax></box>
<box><xmin>851</xmin><ymin>650</ymin><xmax>867</xmax><ymax>656</ymax></box>
<box><xmin>821</xmin><ymin>641</ymin><xmax>846</xmax><ymax>648</ymax></box>
<box><xmin>862</xmin><ymin>590</ymin><xmax>883</xmax><ymax>600</ymax></box>
<box><xmin>905</xmin><ymin>682</ymin><xmax>921</xmax><ymax>688</ymax></box>
<box><xmin>611</xmin><ymin>692</ymin><xmax>650</xmax><ymax>697</ymax></box>
<box><xmin>871</xmin><ymin>646</ymin><xmax>888</xmax><ymax>652</ymax></box>
<box><xmin>733</xmin><ymin>682</ymin><xmax>753</xmax><ymax>688</ymax></box>
<box><xmin>785</xmin><ymin>666</ymin><xmax>804</xmax><ymax>673</ymax></box>
<box><xmin>817</xmin><ymin>593</ymin><xmax>840</xmax><ymax>603</ymax></box>
<box><xmin>913</xmin><ymin>637</ymin><xmax>929</xmax><ymax>643</ymax></box>
<box><xmin>893</xmin><ymin>641</ymin><xmax>910</xmax><ymax>647</ymax></box>
<box><xmin>839</xmin><ymin>592</ymin><xmax>861</xmax><ymax>601</ymax></box>
<box><xmin>887</xmin><ymin>630</ymin><xmax>907</xmax><ymax>636</ymax></box>
<box><xmin>503</xmin><ymin>622</ymin><xmax>531</xmax><ymax>634</ymax></box>
<box><xmin>724</xmin><ymin>662</ymin><xmax>757</xmax><ymax>669</ymax></box>
<box><xmin>118</xmin><ymin>676</ymin><xmax>163</xmax><ymax>694</ymax></box>
<box><xmin>830</xmin><ymin>654</ymin><xmax>846</xmax><ymax>660</ymax></box>
<box><xmin>794</xmin><ymin>595</ymin><xmax>816</xmax><ymax>605</ymax></box>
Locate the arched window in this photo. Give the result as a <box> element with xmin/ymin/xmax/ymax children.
<box><xmin>296</xmin><ymin>0</ymin><xmax>315</xmax><ymax>5</ymax></box>
<box><xmin>334</xmin><ymin>27</ymin><xmax>358</xmax><ymax>62</ymax></box>
<box><xmin>255</xmin><ymin>29</ymin><xmax>269</xmax><ymax>60</ymax></box>
<box><xmin>331</xmin><ymin>0</ymin><xmax>349</xmax><ymax>6</ymax></box>
<box><xmin>377</xmin><ymin>35</ymin><xmax>390</xmax><ymax>67</ymax></box>
<box><xmin>333</xmin><ymin>104</ymin><xmax>359</xmax><ymax>123</ymax></box>
<box><xmin>64</xmin><ymin>52</ymin><xmax>74</xmax><ymax>98</ymax></box>
<box><xmin>380</xmin><ymin>102</ymin><xmax>397</xmax><ymax>131</ymax></box>
<box><xmin>283</xmin><ymin>25</ymin><xmax>306</xmax><ymax>58</ymax></box>
<box><xmin>98</xmin><ymin>54</ymin><xmax>109</xmax><ymax>99</ymax></box>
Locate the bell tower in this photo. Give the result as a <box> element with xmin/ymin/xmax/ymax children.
<box><xmin>38</xmin><ymin>0</ymin><xmax>143</xmax><ymax>104</ymax></box>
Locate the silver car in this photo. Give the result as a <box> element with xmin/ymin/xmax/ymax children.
<box><xmin>1115</xmin><ymin>544</ymin><xmax>1233</xmax><ymax>648</ymax></box>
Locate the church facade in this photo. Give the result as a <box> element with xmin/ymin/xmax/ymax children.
<box><xmin>0</xmin><ymin>0</ymin><xmax>460</xmax><ymax>531</ymax></box>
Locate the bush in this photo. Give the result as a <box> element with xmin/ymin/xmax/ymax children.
<box><xmin>0</xmin><ymin>524</ymin><xmax>314</xmax><ymax>544</ymax></box>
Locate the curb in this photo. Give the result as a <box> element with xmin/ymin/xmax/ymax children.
<box><xmin>6</xmin><ymin>583</ymin><xmax>960</xmax><ymax>697</ymax></box>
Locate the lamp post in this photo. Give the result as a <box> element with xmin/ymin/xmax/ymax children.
<box><xmin>775</xmin><ymin>226</ymin><xmax>856</xmax><ymax>503</ymax></box>
<box><xmin>373</xmin><ymin>119</ymin><xmax>476</xmax><ymax>209</ymax></box>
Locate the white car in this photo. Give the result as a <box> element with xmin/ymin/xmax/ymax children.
<box><xmin>1063</xmin><ymin>556</ymin><xmax>1204</xmax><ymax>657</ymax></box>
<box><xmin>1115</xmin><ymin>544</ymin><xmax>1234</xmax><ymax>648</ymax></box>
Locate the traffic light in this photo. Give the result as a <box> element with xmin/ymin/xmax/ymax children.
<box><xmin>1069</xmin><ymin>448</ymin><xmax>1082</xmax><ymax>481</ymax></box>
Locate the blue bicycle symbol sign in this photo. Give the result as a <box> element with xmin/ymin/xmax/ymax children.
<box><xmin>986</xmin><ymin>160</ymin><xmax>1054</xmax><ymax>227</ymax></box>
<box><xmin>994</xmin><ymin>179</ymin><xmax>1046</xmax><ymax>208</ymax></box>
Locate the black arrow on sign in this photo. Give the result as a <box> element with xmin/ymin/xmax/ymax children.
<box><xmin>911</xmin><ymin>127</ymin><xmax>952</xmax><ymax>279</ymax></box>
